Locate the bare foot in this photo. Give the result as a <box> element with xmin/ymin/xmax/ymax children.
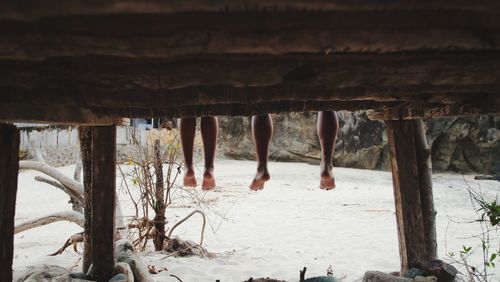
<box><xmin>249</xmin><ymin>167</ymin><xmax>270</xmax><ymax>191</ymax></box>
<box><xmin>202</xmin><ymin>169</ymin><xmax>216</xmax><ymax>190</ymax></box>
<box><xmin>183</xmin><ymin>169</ymin><xmax>197</xmax><ymax>187</ymax></box>
<box><xmin>319</xmin><ymin>170</ymin><xmax>336</xmax><ymax>190</ymax></box>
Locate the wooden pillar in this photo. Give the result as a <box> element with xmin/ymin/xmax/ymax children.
<box><xmin>90</xmin><ymin>126</ymin><xmax>116</xmax><ymax>281</ymax></box>
<box><xmin>414</xmin><ymin>120</ymin><xmax>437</xmax><ymax>261</ymax></box>
<box><xmin>78</xmin><ymin>126</ymin><xmax>93</xmax><ymax>273</ymax></box>
<box><xmin>0</xmin><ymin>123</ymin><xmax>20</xmax><ymax>282</ymax></box>
<box><xmin>386</xmin><ymin>119</ymin><xmax>436</xmax><ymax>273</ymax></box>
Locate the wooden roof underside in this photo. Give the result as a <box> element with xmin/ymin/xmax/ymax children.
<box><xmin>0</xmin><ymin>1</ymin><xmax>499</xmax><ymax>124</ymax></box>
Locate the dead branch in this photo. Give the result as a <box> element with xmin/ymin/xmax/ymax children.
<box><xmin>170</xmin><ymin>274</ymin><xmax>183</xmax><ymax>282</ymax></box>
<box><xmin>73</xmin><ymin>160</ymin><xmax>82</xmax><ymax>182</ymax></box>
<box><xmin>14</xmin><ymin>211</ymin><xmax>84</xmax><ymax>234</ymax></box>
<box><xmin>20</xmin><ymin>161</ymin><xmax>84</xmax><ymax>195</ymax></box>
<box><xmin>167</xmin><ymin>210</ymin><xmax>206</xmax><ymax>246</ymax></box>
<box><xmin>49</xmin><ymin>232</ymin><xmax>84</xmax><ymax>256</ymax></box>
<box><xmin>300</xmin><ymin>267</ymin><xmax>307</xmax><ymax>282</ymax></box>
<box><xmin>34</xmin><ymin>176</ymin><xmax>83</xmax><ymax>206</ymax></box>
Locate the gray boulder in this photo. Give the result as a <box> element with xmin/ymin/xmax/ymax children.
<box><xmin>15</xmin><ymin>265</ymin><xmax>93</xmax><ymax>282</ymax></box>
<box><xmin>362</xmin><ymin>271</ymin><xmax>413</xmax><ymax>282</ymax></box>
<box><xmin>115</xmin><ymin>240</ymin><xmax>152</xmax><ymax>282</ymax></box>
<box><xmin>218</xmin><ymin>113</ymin><xmax>500</xmax><ymax>174</ymax></box>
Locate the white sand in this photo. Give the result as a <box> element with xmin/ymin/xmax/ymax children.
<box><xmin>13</xmin><ymin>160</ymin><xmax>499</xmax><ymax>281</ymax></box>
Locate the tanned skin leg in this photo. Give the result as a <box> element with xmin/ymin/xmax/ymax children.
<box><xmin>200</xmin><ymin>116</ymin><xmax>218</xmax><ymax>190</ymax></box>
<box><xmin>317</xmin><ymin>111</ymin><xmax>339</xmax><ymax>190</ymax></box>
<box><xmin>250</xmin><ymin>114</ymin><xmax>273</xmax><ymax>190</ymax></box>
<box><xmin>179</xmin><ymin>117</ymin><xmax>197</xmax><ymax>187</ymax></box>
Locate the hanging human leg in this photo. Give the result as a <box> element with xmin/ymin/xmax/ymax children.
<box><xmin>250</xmin><ymin>114</ymin><xmax>273</xmax><ymax>190</ymax></box>
<box><xmin>317</xmin><ymin>111</ymin><xmax>339</xmax><ymax>190</ymax></box>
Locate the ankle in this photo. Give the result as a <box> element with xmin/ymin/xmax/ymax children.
<box><xmin>257</xmin><ymin>162</ymin><xmax>268</xmax><ymax>172</ymax></box>
<box><xmin>204</xmin><ymin>165</ymin><xmax>214</xmax><ymax>173</ymax></box>
<box><xmin>185</xmin><ymin>165</ymin><xmax>195</xmax><ymax>174</ymax></box>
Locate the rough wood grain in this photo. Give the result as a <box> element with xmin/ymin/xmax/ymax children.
<box><xmin>386</xmin><ymin>120</ymin><xmax>427</xmax><ymax>273</ymax></box>
<box><xmin>0</xmin><ymin>123</ymin><xmax>19</xmax><ymax>282</ymax></box>
<box><xmin>1</xmin><ymin>9</ymin><xmax>500</xmax><ymax>59</ymax></box>
<box><xmin>78</xmin><ymin>126</ymin><xmax>93</xmax><ymax>274</ymax></box>
<box><xmin>0</xmin><ymin>104</ymin><xmax>129</xmax><ymax>125</ymax></box>
<box><xmin>1</xmin><ymin>1</ymin><xmax>499</xmax><ymax>20</ymax></box>
<box><xmin>0</xmin><ymin>53</ymin><xmax>498</xmax><ymax>117</ymax></box>
<box><xmin>90</xmin><ymin>126</ymin><xmax>116</xmax><ymax>281</ymax></box>
<box><xmin>414</xmin><ymin>120</ymin><xmax>437</xmax><ymax>261</ymax></box>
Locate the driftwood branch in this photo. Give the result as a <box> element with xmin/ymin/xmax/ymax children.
<box><xmin>73</xmin><ymin>160</ymin><xmax>82</xmax><ymax>183</ymax></box>
<box><xmin>49</xmin><ymin>232</ymin><xmax>84</xmax><ymax>256</ymax></box>
<box><xmin>167</xmin><ymin>210</ymin><xmax>206</xmax><ymax>246</ymax></box>
<box><xmin>34</xmin><ymin>176</ymin><xmax>84</xmax><ymax>206</ymax></box>
<box><xmin>20</xmin><ymin>161</ymin><xmax>84</xmax><ymax>195</ymax></box>
<box><xmin>14</xmin><ymin>211</ymin><xmax>84</xmax><ymax>234</ymax></box>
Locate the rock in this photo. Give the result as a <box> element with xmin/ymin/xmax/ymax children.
<box><xmin>217</xmin><ymin>113</ymin><xmax>500</xmax><ymax>174</ymax></box>
<box><xmin>109</xmin><ymin>274</ymin><xmax>129</xmax><ymax>282</ymax></box>
<box><xmin>244</xmin><ymin>278</ymin><xmax>285</xmax><ymax>282</ymax></box>
<box><xmin>115</xmin><ymin>239</ymin><xmax>153</xmax><ymax>282</ymax></box>
<box><xmin>14</xmin><ymin>265</ymin><xmax>68</xmax><ymax>282</ymax></box>
<box><xmin>304</xmin><ymin>276</ymin><xmax>339</xmax><ymax>282</ymax></box>
<box><xmin>414</xmin><ymin>276</ymin><xmax>437</xmax><ymax>282</ymax></box>
<box><xmin>403</xmin><ymin>268</ymin><xmax>425</xmax><ymax>278</ymax></box>
<box><xmin>69</xmin><ymin>272</ymin><xmax>89</xmax><ymax>280</ymax></box>
<box><xmin>115</xmin><ymin>262</ymin><xmax>134</xmax><ymax>282</ymax></box>
<box><xmin>14</xmin><ymin>265</ymin><xmax>93</xmax><ymax>282</ymax></box>
<box><xmin>164</xmin><ymin>236</ymin><xmax>208</xmax><ymax>257</ymax></box>
<box><xmin>423</xmin><ymin>260</ymin><xmax>458</xmax><ymax>282</ymax></box>
<box><xmin>362</xmin><ymin>271</ymin><xmax>413</xmax><ymax>282</ymax></box>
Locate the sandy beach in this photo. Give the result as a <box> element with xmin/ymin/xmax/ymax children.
<box><xmin>13</xmin><ymin>160</ymin><xmax>499</xmax><ymax>281</ymax></box>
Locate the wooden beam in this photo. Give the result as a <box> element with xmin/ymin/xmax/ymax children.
<box><xmin>1</xmin><ymin>9</ymin><xmax>499</xmax><ymax>60</ymax></box>
<box><xmin>0</xmin><ymin>123</ymin><xmax>19</xmax><ymax>282</ymax></box>
<box><xmin>386</xmin><ymin>119</ymin><xmax>428</xmax><ymax>272</ymax></box>
<box><xmin>0</xmin><ymin>104</ymin><xmax>129</xmax><ymax>125</ymax></box>
<box><xmin>414</xmin><ymin>120</ymin><xmax>437</xmax><ymax>261</ymax></box>
<box><xmin>1</xmin><ymin>0</ymin><xmax>499</xmax><ymax>20</ymax></box>
<box><xmin>0</xmin><ymin>53</ymin><xmax>498</xmax><ymax>113</ymax></box>
<box><xmin>90</xmin><ymin>126</ymin><xmax>116</xmax><ymax>281</ymax></box>
<box><xmin>78</xmin><ymin>126</ymin><xmax>93</xmax><ymax>274</ymax></box>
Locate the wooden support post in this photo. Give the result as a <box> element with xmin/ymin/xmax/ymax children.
<box><xmin>0</xmin><ymin>123</ymin><xmax>20</xmax><ymax>282</ymax></box>
<box><xmin>414</xmin><ymin>120</ymin><xmax>437</xmax><ymax>261</ymax></box>
<box><xmin>78</xmin><ymin>126</ymin><xmax>93</xmax><ymax>274</ymax></box>
<box><xmin>386</xmin><ymin>119</ymin><xmax>436</xmax><ymax>273</ymax></box>
<box><xmin>90</xmin><ymin>126</ymin><xmax>116</xmax><ymax>281</ymax></box>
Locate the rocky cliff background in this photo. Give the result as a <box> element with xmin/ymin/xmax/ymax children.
<box><xmin>217</xmin><ymin>113</ymin><xmax>500</xmax><ymax>174</ymax></box>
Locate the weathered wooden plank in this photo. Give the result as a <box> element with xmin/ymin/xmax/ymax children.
<box><xmin>0</xmin><ymin>123</ymin><xmax>19</xmax><ymax>282</ymax></box>
<box><xmin>0</xmin><ymin>53</ymin><xmax>499</xmax><ymax>108</ymax></box>
<box><xmin>386</xmin><ymin>120</ymin><xmax>427</xmax><ymax>272</ymax></box>
<box><xmin>90</xmin><ymin>126</ymin><xmax>116</xmax><ymax>281</ymax></box>
<box><xmin>1</xmin><ymin>10</ymin><xmax>499</xmax><ymax>59</ymax></box>
<box><xmin>0</xmin><ymin>1</ymin><xmax>499</xmax><ymax>20</ymax></box>
<box><xmin>0</xmin><ymin>104</ymin><xmax>129</xmax><ymax>125</ymax></box>
<box><xmin>78</xmin><ymin>126</ymin><xmax>93</xmax><ymax>274</ymax></box>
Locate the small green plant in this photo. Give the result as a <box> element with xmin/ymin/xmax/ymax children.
<box><xmin>446</xmin><ymin>179</ymin><xmax>500</xmax><ymax>282</ymax></box>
